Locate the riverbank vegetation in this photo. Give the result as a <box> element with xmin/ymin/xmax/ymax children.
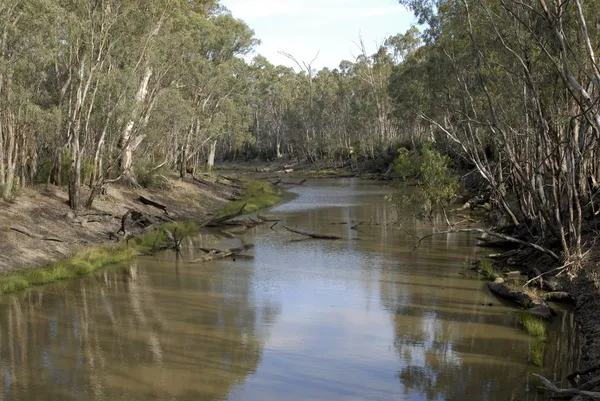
<box><xmin>4</xmin><ymin>0</ymin><xmax>598</xmax><ymax>268</ymax></box>
<box><xmin>0</xmin><ymin>244</ymin><xmax>136</xmax><ymax>295</ymax></box>
<box><xmin>220</xmin><ymin>179</ymin><xmax>281</xmax><ymax>216</ymax></box>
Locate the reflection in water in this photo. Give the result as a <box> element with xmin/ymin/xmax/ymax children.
<box><xmin>0</xmin><ymin>178</ymin><xmax>578</xmax><ymax>401</ymax></box>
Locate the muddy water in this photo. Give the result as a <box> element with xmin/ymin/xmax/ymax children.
<box><xmin>0</xmin><ymin>179</ymin><xmax>579</xmax><ymax>401</ymax></box>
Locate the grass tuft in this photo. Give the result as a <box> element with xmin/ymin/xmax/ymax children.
<box><xmin>220</xmin><ymin>179</ymin><xmax>281</xmax><ymax>216</ymax></box>
<box><xmin>531</xmin><ymin>340</ymin><xmax>545</xmax><ymax>367</ymax></box>
<box><xmin>519</xmin><ymin>313</ymin><xmax>547</xmax><ymax>340</ymax></box>
<box><xmin>478</xmin><ymin>259</ymin><xmax>498</xmax><ymax>281</ymax></box>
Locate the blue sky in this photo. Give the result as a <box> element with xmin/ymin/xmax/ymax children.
<box><xmin>221</xmin><ymin>0</ymin><xmax>416</xmax><ymax>71</ymax></box>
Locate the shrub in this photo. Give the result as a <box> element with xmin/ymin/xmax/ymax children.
<box><xmin>389</xmin><ymin>142</ymin><xmax>458</xmax><ymax>218</ymax></box>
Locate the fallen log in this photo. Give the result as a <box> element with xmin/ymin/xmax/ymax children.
<box><xmin>189</xmin><ymin>244</ymin><xmax>254</xmax><ymax>263</ymax></box>
<box><xmin>283</xmin><ymin>225</ymin><xmax>342</xmax><ymax>240</ymax></box>
<box><xmin>533</xmin><ymin>374</ymin><xmax>600</xmax><ymax>400</ymax></box>
<box><xmin>256</xmin><ymin>213</ymin><xmax>281</xmax><ymax>222</ymax></box>
<box><xmin>205</xmin><ymin>204</ymin><xmax>247</xmax><ymax>227</ymax></box>
<box><xmin>487</xmin><ymin>282</ymin><xmax>554</xmax><ymax>318</ymax></box>
<box><xmin>9</xmin><ymin>226</ymin><xmax>64</xmax><ymax>242</ymax></box>
<box><xmin>139</xmin><ymin>196</ymin><xmax>168</xmax><ymax>214</ymax></box>
<box><xmin>542</xmin><ymin>291</ymin><xmax>575</xmax><ymax>304</ymax></box>
<box><xmin>487</xmin><ymin>282</ymin><xmax>535</xmax><ymax>307</ymax></box>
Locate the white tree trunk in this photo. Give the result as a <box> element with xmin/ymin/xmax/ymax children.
<box><xmin>120</xmin><ymin>66</ymin><xmax>152</xmax><ymax>185</ymax></box>
<box><xmin>207</xmin><ymin>139</ymin><xmax>217</xmax><ymax>171</ymax></box>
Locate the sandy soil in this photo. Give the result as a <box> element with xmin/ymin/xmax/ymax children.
<box><xmin>0</xmin><ymin>176</ymin><xmax>236</xmax><ymax>273</ymax></box>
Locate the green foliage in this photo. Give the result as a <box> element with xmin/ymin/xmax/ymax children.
<box><xmin>389</xmin><ymin>142</ymin><xmax>458</xmax><ymax>217</ymax></box>
<box><xmin>531</xmin><ymin>341</ymin><xmax>545</xmax><ymax>367</ymax></box>
<box><xmin>220</xmin><ymin>180</ymin><xmax>281</xmax><ymax>216</ymax></box>
<box><xmin>519</xmin><ymin>314</ymin><xmax>547</xmax><ymax>340</ymax></box>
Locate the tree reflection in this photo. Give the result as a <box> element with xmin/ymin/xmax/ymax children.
<box><xmin>0</xmin><ymin>259</ymin><xmax>280</xmax><ymax>401</ymax></box>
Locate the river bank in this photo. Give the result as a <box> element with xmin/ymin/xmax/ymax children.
<box><xmin>476</xmin><ymin>228</ymin><xmax>600</xmax><ymax>396</ymax></box>
<box><xmin>0</xmin><ymin>174</ymin><xmax>274</xmax><ymax>277</ymax></box>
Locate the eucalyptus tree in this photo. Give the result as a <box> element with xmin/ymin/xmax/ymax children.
<box><xmin>395</xmin><ymin>0</ymin><xmax>600</xmax><ymax>261</ymax></box>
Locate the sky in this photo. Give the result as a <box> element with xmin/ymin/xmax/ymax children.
<box><xmin>220</xmin><ymin>0</ymin><xmax>416</xmax><ymax>71</ymax></box>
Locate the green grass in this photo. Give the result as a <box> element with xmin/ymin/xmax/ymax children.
<box><xmin>519</xmin><ymin>313</ymin><xmax>547</xmax><ymax>340</ymax></box>
<box><xmin>220</xmin><ymin>179</ymin><xmax>281</xmax><ymax>216</ymax></box>
<box><xmin>531</xmin><ymin>340</ymin><xmax>545</xmax><ymax>367</ymax></box>
<box><xmin>478</xmin><ymin>259</ymin><xmax>498</xmax><ymax>281</ymax></box>
<box><xmin>0</xmin><ymin>243</ymin><xmax>138</xmax><ymax>296</ymax></box>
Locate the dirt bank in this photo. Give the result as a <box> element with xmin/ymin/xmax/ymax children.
<box><xmin>0</xmin><ymin>175</ymin><xmax>238</xmax><ymax>273</ymax></box>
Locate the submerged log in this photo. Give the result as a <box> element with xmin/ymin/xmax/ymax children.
<box><xmin>256</xmin><ymin>213</ymin><xmax>281</xmax><ymax>222</ymax></box>
<box><xmin>283</xmin><ymin>225</ymin><xmax>342</xmax><ymax>240</ymax></box>
<box><xmin>189</xmin><ymin>244</ymin><xmax>254</xmax><ymax>263</ymax></box>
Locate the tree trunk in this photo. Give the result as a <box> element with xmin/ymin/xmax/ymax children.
<box><xmin>207</xmin><ymin>139</ymin><xmax>217</xmax><ymax>171</ymax></box>
<box><xmin>120</xmin><ymin>66</ymin><xmax>152</xmax><ymax>186</ymax></box>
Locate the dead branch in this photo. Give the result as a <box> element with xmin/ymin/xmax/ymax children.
<box><xmin>522</xmin><ymin>262</ymin><xmax>574</xmax><ymax>288</ymax></box>
<box><xmin>568</xmin><ymin>364</ymin><xmax>600</xmax><ymax>382</ymax></box>
<box><xmin>189</xmin><ymin>244</ymin><xmax>254</xmax><ymax>263</ymax></box>
<box><xmin>270</xmin><ymin>221</ymin><xmax>279</xmax><ymax>230</ymax></box>
<box><xmin>257</xmin><ymin>213</ymin><xmax>281</xmax><ymax>222</ymax></box>
<box><xmin>350</xmin><ymin>222</ymin><xmax>364</xmax><ymax>231</ymax></box>
<box><xmin>533</xmin><ymin>374</ymin><xmax>600</xmax><ymax>400</ymax></box>
<box><xmin>9</xmin><ymin>226</ymin><xmax>64</xmax><ymax>242</ymax></box>
<box><xmin>138</xmin><ymin>196</ymin><xmax>168</xmax><ymax>214</ymax></box>
<box><xmin>205</xmin><ymin>204</ymin><xmax>247</xmax><ymax>227</ymax></box>
<box><xmin>415</xmin><ymin>228</ymin><xmax>560</xmax><ymax>261</ymax></box>
<box><xmin>283</xmin><ymin>225</ymin><xmax>342</xmax><ymax>240</ymax></box>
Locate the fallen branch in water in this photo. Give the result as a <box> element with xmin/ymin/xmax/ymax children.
<box><xmin>415</xmin><ymin>228</ymin><xmax>560</xmax><ymax>261</ymax></box>
<box><xmin>533</xmin><ymin>374</ymin><xmax>600</xmax><ymax>400</ymax></box>
<box><xmin>205</xmin><ymin>204</ymin><xmax>247</xmax><ymax>227</ymax></box>
<box><xmin>283</xmin><ymin>225</ymin><xmax>342</xmax><ymax>240</ymax></box>
<box><xmin>350</xmin><ymin>222</ymin><xmax>364</xmax><ymax>231</ymax></box>
<box><xmin>257</xmin><ymin>213</ymin><xmax>281</xmax><ymax>222</ymax></box>
<box><xmin>189</xmin><ymin>244</ymin><xmax>254</xmax><ymax>263</ymax></box>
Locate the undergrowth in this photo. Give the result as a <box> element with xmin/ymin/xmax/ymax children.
<box><xmin>220</xmin><ymin>179</ymin><xmax>281</xmax><ymax>215</ymax></box>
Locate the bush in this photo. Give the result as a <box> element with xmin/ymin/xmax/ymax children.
<box><xmin>136</xmin><ymin>161</ymin><xmax>171</xmax><ymax>189</ymax></box>
<box><xmin>389</xmin><ymin>142</ymin><xmax>458</xmax><ymax>218</ymax></box>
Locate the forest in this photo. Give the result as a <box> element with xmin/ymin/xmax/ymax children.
<box><xmin>1</xmin><ymin>0</ymin><xmax>600</xmax><ymax>263</ymax></box>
